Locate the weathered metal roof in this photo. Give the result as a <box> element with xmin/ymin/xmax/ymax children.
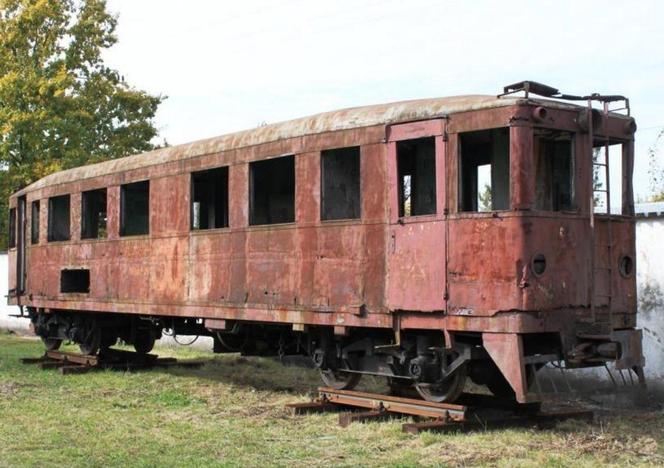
<box><xmin>18</xmin><ymin>94</ymin><xmax>581</xmax><ymax>194</ymax></box>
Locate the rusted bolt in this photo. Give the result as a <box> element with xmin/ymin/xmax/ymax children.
<box><xmin>532</xmin><ymin>106</ymin><xmax>548</xmax><ymax>122</ymax></box>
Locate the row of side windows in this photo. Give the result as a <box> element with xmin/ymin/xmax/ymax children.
<box><xmin>29</xmin><ymin>182</ymin><xmax>150</xmax><ymax>244</ymax></box>
<box><xmin>27</xmin><ymin>145</ymin><xmax>363</xmax><ymax>244</ymax></box>
<box><xmin>18</xmin><ymin>132</ymin><xmax>576</xmax><ymax>245</ymax></box>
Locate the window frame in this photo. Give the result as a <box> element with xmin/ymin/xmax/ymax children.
<box><xmin>47</xmin><ymin>194</ymin><xmax>71</xmax><ymax>242</ymax></box>
<box><xmin>120</xmin><ymin>180</ymin><xmax>150</xmax><ymax>237</ymax></box>
<box><xmin>81</xmin><ymin>188</ymin><xmax>108</xmax><ymax>240</ymax></box>
<box><xmin>533</xmin><ymin>128</ymin><xmax>577</xmax><ymax>213</ymax></box>
<box><xmin>320</xmin><ymin>146</ymin><xmax>362</xmax><ymax>222</ymax></box>
<box><xmin>8</xmin><ymin>207</ymin><xmax>16</xmax><ymax>248</ymax></box>
<box><xmin>396</xmin><ymin>137</ymin><xmax>438</xmax><ymax>218</ymax></box>
<box><xmin>248</xmin><ymin>155</ymin><xmax>296</xmax><ymax>226</ymax></box>
<box><xmin>457</xmin><ymin>127</ymin><xmax>512</xmax><ymax>213</ymax></box>
<box><xmin>31</xmin><ymin>200</ymin><xmax>40</xmax><ymax>245</ymax></box>
<box><xmin>190</xmin><ymin>166</ymin><xmax>230</xmax><ymax>231</ymax></box>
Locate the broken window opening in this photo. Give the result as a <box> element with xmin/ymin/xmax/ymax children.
<box><xmin>321</xmin><ymin>146</ymin><xmax>361</xmax><ymax>220</ymax></box>
<box><xmin>48</xmin><ymin>195</ymin><xmax>71</xmax><ymax>242</ymax></box>
<box><xmin>81</xmin><ymin>188</ymin><xmax>107</xmax><ymax>239</ymax></box>
<box><xmin>249</xmin><ymin>155</ymin><xmax>295</xmax><ymax>225</ymax></box>
<box><xmin>31</xmin><ymin>201</ymin><xmax>39</xmax><ymax>244</ymax></box>
<box><xmin>592</xmin><ymin>141</ymin><xmax>625</xmax><ymax>215</ymax></box>
<box><xmin>459</xmin><ymin>128</ymin><xmax>510</xmax><ymax>212</ymax></box>
<box><xmin>397</xmin><ymin>137</ymin><xmax>436</xmax><ymax>217</ymax></box>
<box><xmin>120</xmin><ymin>181</ymin><xmax>149</xmax><ymax>236</ymax></box>
<box><xmin>60</xmin><ymin>269</ymin><xmax>90</xmax><ymax>293</ymax></box>
<box><xmin>8</xmin><ymin>207</ymin><xmax>16</xmax><ymax>248</ymax></box>
<box><xmin>534</xmin><ymin>129</ymin><xmax>575</xmax><ymax>211</ymax></box>
<box><xmin>191</xmin><ymin>167</ymin><xmax>229</xmax><ymax>230</ymax></box>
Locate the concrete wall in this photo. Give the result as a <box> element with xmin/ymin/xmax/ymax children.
<box><xmin>636</xmin><ymin>216</ymin><xmax>664</xmax><ymax>379</ymax></box>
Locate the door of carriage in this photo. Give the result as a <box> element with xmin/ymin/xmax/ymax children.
<box><xmin>385</xmin><ymin>119</ymin><xmax>448</xmax><ymax>312</ymax></box>
<box><xmin>16</xmin><ymin>195</ymin><xmax>27</xmax><ymax>295</ymax></box>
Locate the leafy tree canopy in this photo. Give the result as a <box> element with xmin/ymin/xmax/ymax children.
<box><xmin>648</xmin><ymin>129</ymin><xmax>664</xmax><ymax>202</ymax></box>
<box><xmin>0</xmin><ymin>0</ymin><xmax>164</xmax><ymax>249</ymax></box>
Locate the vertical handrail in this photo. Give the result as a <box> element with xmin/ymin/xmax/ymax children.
<box><xmin>588</xmin><ymin>99</ymin><xmax>596</xmax><ymax>324</ymax></box>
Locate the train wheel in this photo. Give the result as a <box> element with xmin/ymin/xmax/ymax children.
<box><xmin>133</xmin><ymin>330</ymin><xmax>155</xmax><ymax>354</ymax></box>
<box><xmin>319</xmin><ymin>368</ymin><xmax>362</xmax><ymax>390</ymax></box>
<box><xmin>414</xmin><ymin>364</ymin><xmax>468</xmax><ymax>403</ymax></box>
<box><xmin>79</xmin><ymin>325</ymin><xmax>101</xmax><ymax>355</ymax></box>
<box><xmin>41</xmin><ymin>337</ymin><xmax>62</xmax><ymax>351</ymax></box>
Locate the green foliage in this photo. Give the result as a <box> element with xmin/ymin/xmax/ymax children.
<box><xmin>0</xmin><ymin>0</ymin><xmax>164</xmax><ymax>249</ymax></box>
<box><xmin>478</xmin><ymin>183</ymin><xmax>492</xmax><ymax>211</ymax></box>
<box><xmin>1</xmin><ymin>334</ymin><xmax>664</xmax><ymax>466</ymax></box>
<box><xmin>648</xmin><ymin>128</ymin><xmax>664</xmax><ymax>202</ymax></box>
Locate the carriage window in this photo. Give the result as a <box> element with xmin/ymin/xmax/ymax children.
<box><xmin>31</xmin><ymin>201</ymin><xmax>39</xmax><ymax>244</ymax></box>
<box><xmin>81</xmin><ymin>188</ymin><xmax>107</xmax><ymax>239</ymax></box>
<box><xmin>592</xmin><ymin>142</ymin><xmax>625</xmax><ymax>215</ymax></box>
<box><xmin>321</xmin><ymin>146</ymin><xmax>361</xmax><ymax>220</ymax></box>
<box><xmin>249</xmin><ymin>155</ymin><xmax>295</xmax><ymax>225</ymax></box>
<box><xmin>120</xmin><ymin>181</ymin><xmax>149</xmax><ymax>236</ymax></box>
<box><xmin>459</xmin><ymin>128</ymin><xmax>510</xmax><ymax>212</ymax></box>
<box><xmin>397</xmin><ymin>137</ymin><xmax>436</xmax><ymax>217</ymax></box>
<box><xmin>8</xmin><ymin>208</ymin><xmax>16</xmax><ymax>248</ymax></box>
<box><xmin>534</xmin><ymin>129</ymin><xmax>575</xmax><ymax>211</ymax></box>
<box><xmin>47</xmin><ymin>195</ymin><xmax>71</xmax><ymax>242</ymax></box>
<box><xmin>191</xmin><ymin>167</ymin><xmax>229</xmax><ymax>230</ymax></box>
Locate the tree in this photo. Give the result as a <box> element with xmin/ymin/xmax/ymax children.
<box><xmin>0</xmin><ymin>0</ymin><xmax>164</xmax><ymax>249</ymax></box>
<box><xmin>478</xmin><ymin>183</ymin><xmax>492</xmax><ymax>212</ymax></box>
<box><xmin>648</xmin><ymin>128</ymin><xmax>664</xmax><ymax>202</ymax></box>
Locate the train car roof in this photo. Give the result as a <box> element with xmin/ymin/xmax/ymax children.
<box><xmin>17</xmin><ymin>94</ymin><xmax>582</xmax><ymax>194</ymax></box>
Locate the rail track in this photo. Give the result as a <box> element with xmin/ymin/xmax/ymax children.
<box><xmin>287</xmin><ymin>388</ymin><xmax>594</xmax><ymax>434</ymax></box>
<box><xmin>21</xmin><ymin>348</ymin><xmax>205</xmax><ymax>374</ymax></box>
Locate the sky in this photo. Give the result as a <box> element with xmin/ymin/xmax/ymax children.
<box><xmin>103</xmin><ymin>0</ymin><xmax>664</xmax><ymax>201</ymax></box>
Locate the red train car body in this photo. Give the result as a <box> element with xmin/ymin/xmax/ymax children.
<box><xmin>7</xmin><ymin>82</ymin><xmax>645</xmax><ymax>402</ymax></box>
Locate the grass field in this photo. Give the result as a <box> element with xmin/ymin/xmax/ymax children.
<box><xmin>1</xmin><ymin>331</ymin><xmax>663</xmax><ymax>467</ymax></box>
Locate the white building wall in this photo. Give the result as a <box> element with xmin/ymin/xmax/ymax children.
<box><xmin>0</xmin><ymin>254</ymin><xmax>28</xmax><ymax>332</ymax></box>
<box><xmin>636</xmin><ymin>216</ymin><xmax>664</xmax><ymax>379</ymax></box>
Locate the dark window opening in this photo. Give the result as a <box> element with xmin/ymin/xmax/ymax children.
<box><xmin>459</xmin><ymin>128</ymin><xmax>510</xmax><ymax>212</ymax></box>
<box><xmin>121</xmin><ymin>181</ymin><xmax>150</xmax><ymax>236</ymax></box>
<box><xmin>60</xmin><ymin>269</ymin><xmax>90</xmax><ymax>293</ymax></box>
<box><xmin>535</xmin><ymin>129</ymin><xmax>575</xmax><ymax>211</ymax></box>
<box><xmin>321</xmin><ymin>146</ymin><xmax>361</xmax><ymax>220</ymax></box>
<box><xmin>81</xmin><ymin>188</ymin><xmax>107</xmax><ymax>239</ymax></box>
<box><xmin>249</xmin><ymin>155</ymin><xmax>295</xmax><ymax>225</ymax></box>
<box><xmin>397</xmin><ymin>137</ymin><xmax>436</xmax><ymax>217</ymax></box>
<box><xmin>48</xmin><ymin>195</ymin><xmax>71</xmax><ymax>242</ymax></box>
<box><xmin>8</xmin><ymin>208</ymin><xmax>16</xmax><ymax>248</ymax></box>
<box><xmin>191</xmin><ymin>167</ymin><xmax>229</xmax><ymax>230</ymax></box>
<box><xmin>31</xmin><ymin>201</ymin><xmax>39</xmax><ymax>244</ymax></box>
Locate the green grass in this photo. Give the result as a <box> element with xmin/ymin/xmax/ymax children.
<box><xmin>0</xmin><ymin>331</ymin><xmax>663</xmax><ymax>467</ymax></box>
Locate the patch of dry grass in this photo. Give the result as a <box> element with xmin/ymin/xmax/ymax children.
<box><xmin>1</xmin><ymin>331</ymin><xmax>663</xmax><ymax>467</ymax></box>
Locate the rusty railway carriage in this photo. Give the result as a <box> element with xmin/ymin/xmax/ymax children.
<box><xmin>7</xmin><ymin>81</ymin><xmax>645</xmax><ymax>403</ymax></box>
